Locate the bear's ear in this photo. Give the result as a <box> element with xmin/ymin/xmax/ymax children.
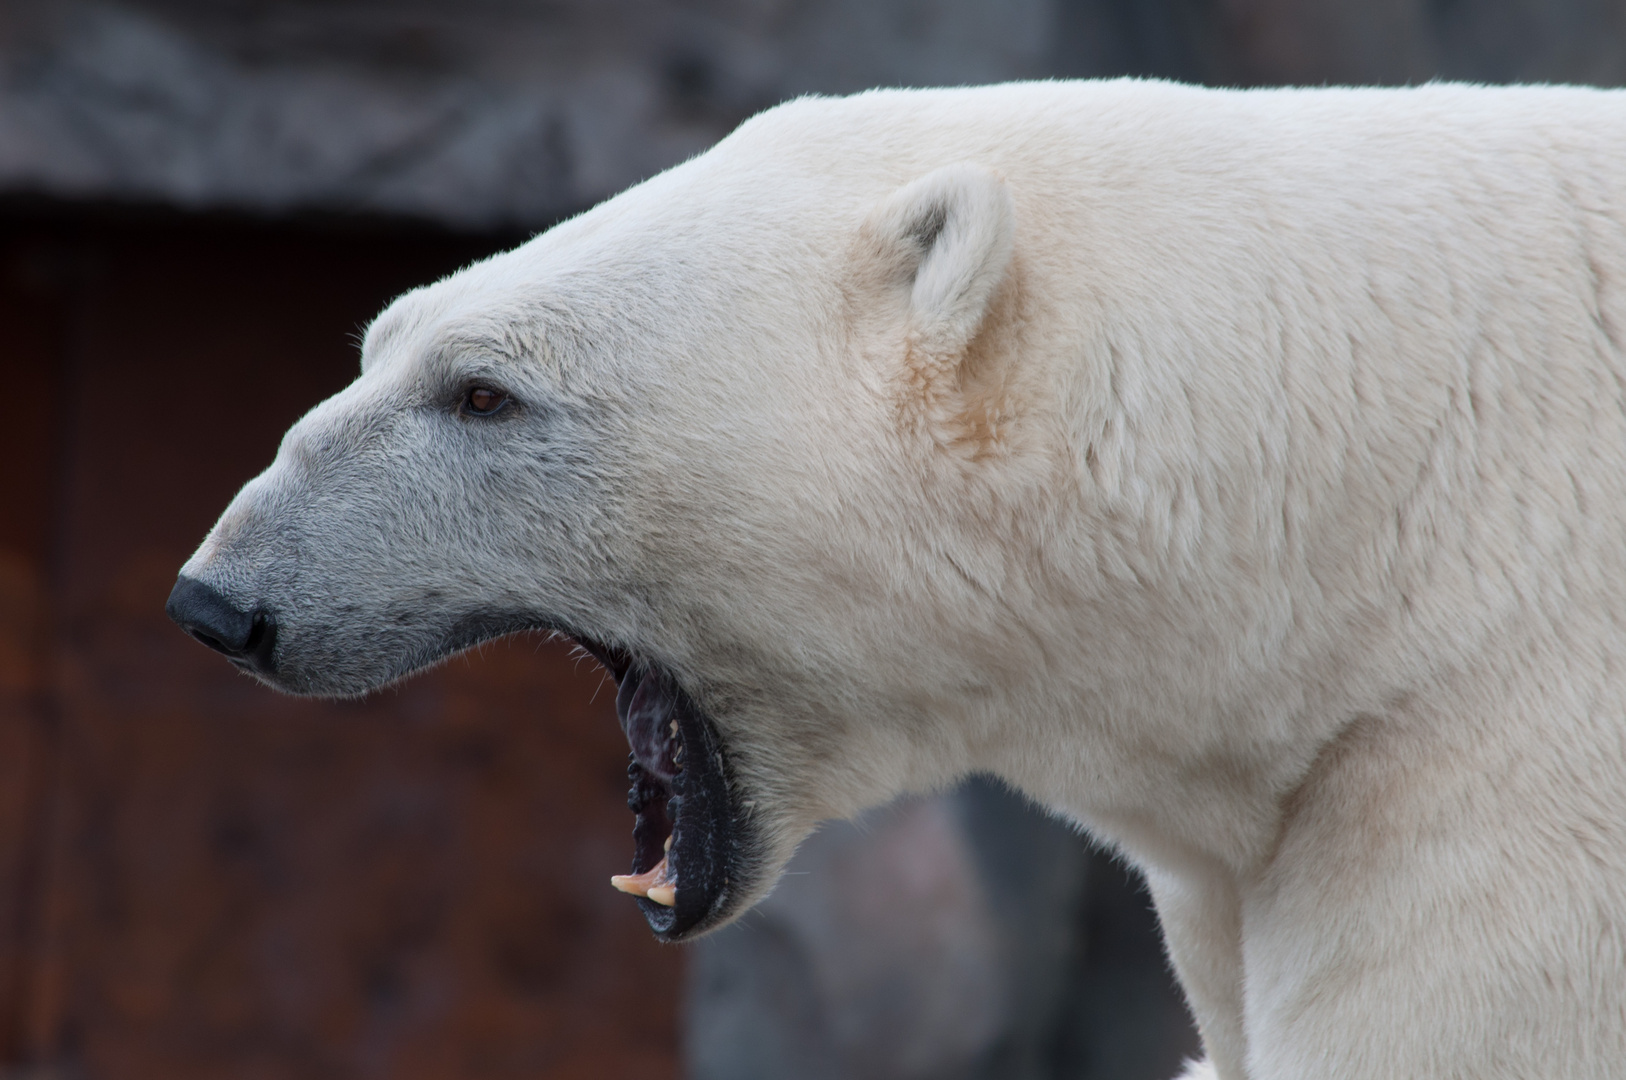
<box><xmin>866</xmin><ymin>163</ymin><xmax>1016</xmax><ymax>367</ymax></box>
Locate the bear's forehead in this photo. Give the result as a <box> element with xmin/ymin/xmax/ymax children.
<box><xmin>360</xmin><ymin>264</ymin><xmax>547</xmax><ymax>371</ymax></box>
<box><xmin>359</xmin><ymin>286</ymin><xmax>622</xmax><ymax>393</ymax></box>
<box><xmin>358</xmin><ymin>257</ymin><xmax>721</xmax><ymax>387</ymax></box>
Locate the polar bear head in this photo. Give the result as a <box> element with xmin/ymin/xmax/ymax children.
<box><xmin>168</xmin><ymin>93</ymin><xmax>1054</xmax><ymax>939</ymax></box>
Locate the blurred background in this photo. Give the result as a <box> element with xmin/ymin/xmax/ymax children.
<box><xmin>2</xmin><ymin>2</ymin><xmax>1624</xmax><ymax>1078</ymax></box>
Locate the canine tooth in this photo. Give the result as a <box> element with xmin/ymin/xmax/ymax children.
<box><xmin>610</xmin><ymin>874</ymin><xmax>649</xmax><ymax>898</ymax></box>
<box><xmin>611</xmin><ymin>859</ymin><xmax>665</xmax><ymax>898</ymax></box>
<box><xmin>611</xmin><ymin>855</ymin><xmax>675</xmax><ymax>901</ymax></box>
<box><xmin>664</xmin><ymin>834</ymin><xmax>673</xmax><ymax>852</ymax></box>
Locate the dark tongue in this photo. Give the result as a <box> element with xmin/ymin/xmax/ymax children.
<box><xmin>617</xmin><ymin>667</ymin><xmax>678</xmax><ymax>782</ymax></box>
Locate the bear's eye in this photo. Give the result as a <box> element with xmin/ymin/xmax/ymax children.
<box><xmin>462</xmin><ymin>387</ymin><xmax>511</xmax><ymax>417</ymax></box>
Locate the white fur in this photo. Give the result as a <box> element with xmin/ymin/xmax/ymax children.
<box><xmin>879</xmin><ymin>162</ymin><xmax>1016</xmax><ymax>359</ymax></box>
<box><xmin>182</xmin><ymin>81</ymin><xmax>1626</xmax><ymax>1078</ymax></box>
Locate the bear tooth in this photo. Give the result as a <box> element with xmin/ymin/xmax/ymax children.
<box><xmin>609</xmin><ymin>872</ymin><xmax>650</xmax><ymax>898</ymax></box>
<box><xmin>609</xmin><ymin>855</ymin><xmax>676</xmax><ymax>901</ymax></box>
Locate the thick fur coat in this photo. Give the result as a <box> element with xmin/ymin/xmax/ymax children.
<box><xmin>173</xmin><ymin>81</ymin><xmax>1626</xmax><ymax>1078</ymax></box>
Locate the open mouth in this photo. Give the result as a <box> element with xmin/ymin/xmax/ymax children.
<box><xmin>572</xmin><ymin>639</ymin><xmax>741</xmax><ymax>941</ymax></box>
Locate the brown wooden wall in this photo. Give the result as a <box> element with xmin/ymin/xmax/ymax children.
<box><xmin>0</xmin><ymin>207</ymin><xmax>680</xmax><ymax>1079</ymax></box>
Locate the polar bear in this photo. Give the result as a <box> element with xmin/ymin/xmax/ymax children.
<box><xmin>167</xmin><ymin>81</ymin><xmax>1626</xmax><ymax>1078</ymax></box>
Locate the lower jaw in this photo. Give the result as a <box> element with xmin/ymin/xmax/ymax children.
<box><xmin>573</xmin><ymin>639</ymin><xmax>744</xmax><ymax>941</ymax></box>
<box><xmin>634</xmin><ymin>682</ymin><xmax>739</xmax><ymax>941</ymax></box>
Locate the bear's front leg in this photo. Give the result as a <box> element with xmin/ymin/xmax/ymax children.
<box><xmin>1141</xmin><ymin>863</ymin><xmax>1249</xmax><ymax>1080</ymax></box>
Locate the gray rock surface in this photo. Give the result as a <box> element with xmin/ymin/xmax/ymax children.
<box><xmin>1</xmin><ymin>1</ymin><xmax>1623</xmax><ymax>228</ymax></box>
<box><xmin>0</xmin><ymin>0</ymin><xmax>1052</xmax><ymax>227</ymax></box>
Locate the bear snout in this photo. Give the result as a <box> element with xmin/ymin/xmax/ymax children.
<box><xmin>166</xmin><ymin>576</ymin><xmax>278</xmax><ymax>676</ymax></box>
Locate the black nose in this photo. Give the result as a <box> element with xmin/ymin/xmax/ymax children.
<box><xmin>166</xmin><ymin>576</ymin><xmax>277</xmax><ymax>673</ymax></box>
